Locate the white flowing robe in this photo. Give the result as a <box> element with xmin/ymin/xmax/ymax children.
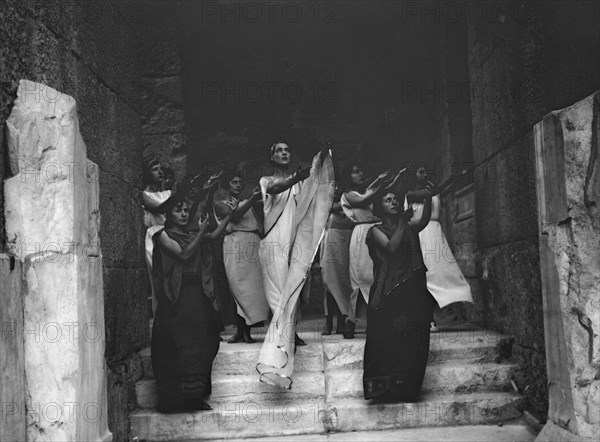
<box><xmin>408</xmin><ymin>195</ymin><xmax>473</xmax><ymax>308</ymax></box>
<box><xmin>341</xmin><ymin>192</ymin><xmax>380</xmax><ymax>315</ymax></box>
<box><xmin>143</xmin><ymin>189</ymin><xmax>171</xmax><ymax>314</ymax></box>
<box><xmin>257</xmin><ymin>152</ymin><xmax>335</xmax><ymax>388</ymax></box>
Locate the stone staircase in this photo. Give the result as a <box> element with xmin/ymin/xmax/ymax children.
<box><xmin>130</xmin><ymin>325</ymin><xmax>528</xmax><ymax>441</ymax></box>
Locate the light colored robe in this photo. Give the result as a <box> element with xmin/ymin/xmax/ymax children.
<box><xmin>341</xmin><ymin>192</ymin><xmax>380</xmax><ymax>315</ymax></box>
<box><xmin>218</xmin><ymin>198</ymin><xmax>270</xmax><ymax>325</ymax></box>
<box><xmin>257</xmin><ymin>152</ymin><xmax>334</xmax><ymax>389</ymax></box>
<box><xmin>143</xmin><ymin>189</ymin><xmax>171</xmax><ymax>314</ymax></box>
<box><xmin>409</xmin><ymin>195</ymin><xmax>474</xmax><ymax>308</ymax></box>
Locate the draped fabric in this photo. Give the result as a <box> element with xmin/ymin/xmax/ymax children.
<box><xmin>151</xmin><ymin>228</ymin><xmax>220</xmax><ymax>411</ymax></box>
<box><xmin>408</xmin><ymin>195</ymin><xmax>473</xmax><ymax>308</ymax></box>
<box><xmin>363</xmin><ymin>223</ymin><xmax>434</xmax><ymax>401</ymax></box>
<box><xmin>340</xmin><ymin>192</ymin><xmax>380</xmax><ymax>312</ymax></box>
<box><xmin>320</xmin><ymin>212</ymin><xmax>355</xmax><ymax>321</ymax></box>
<box><xmin>257</xmin><ymin>152</ymin><xmax>335</xmax><ymax>389</ymax></box>
<box><xmin>217</xmin><ymin>198</ymin><xmax>270</xmax><ymax>325</ymax></box>
<box><xmin>143</xmin><ymin>189</ymin><xmax>171</xmax><ymax>314</ymax></box>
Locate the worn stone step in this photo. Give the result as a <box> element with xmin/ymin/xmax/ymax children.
<box><xmin>323</xmin><ymin>330</ymin><xmax>507</xmax><ymax>371</ymax></box>
<box><xmin>326</xmin><ymin>393</ymin><xmax>525</xmax><ymax>433</ymax></box>
<box><xmin>140</xmin><ymin>342</ymin><xmax>324</xmax><ymax>379</ymax></box>
<box><xmin>136</xmin><ymin>372</ymin><xmax>325</xmax><ymax>410</ymax></box>
<box><xmin>140</xmin><ymin>330</ymin><xmax>505</xmax><ymax>379</ymax></box>
<box><xmin>129</xmin><ymin>392</ymin><xmax>525</xmax><ymax>441</ymax></box>
<box><xmin>216</xmin><ymin>423</ymin><xmax>537</xmax><ymax>441</ymax></box>
<box><xmin>325</xmin><ymin>362</ymin><xmax>517</xmax><ymax>400</ymax></box>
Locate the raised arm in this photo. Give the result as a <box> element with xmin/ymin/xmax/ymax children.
<box><xmin>344</xmin><ymin>171</ymin><xmax>391</xmax><ymax>207</ymax></box>
<box><xmin>266</xmin><ymin>166</ymin><xmax>310</xmax><ymax>195</ymax></box>
<box><xmin>370</xmin><ymin>223</ymin><xmax>406</xmax><ymax>254</ymax></box>
<box><xmin>408</xmin><ymin>194</ymin><xmax>432</xmax><ymax>232</ymax></box>
<box><xmin>205</xmin><ymin>199</ymin><xmax>238</xmax><ymax>240</ymax></box>
<box><xmin>157</xmin><ymin>219</ymin><xmax>209</xmax><ymax>262</ymax></box>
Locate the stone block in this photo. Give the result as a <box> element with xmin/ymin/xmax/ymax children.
<box><xmin>3</xmin><ymin>80</ymin><xmax>111</xmax><ymax>441</ymax></box>
<box><xmin>534</xmin><ymin>92</ymin><xmax>600</xmax><ymax>440</ymax></box>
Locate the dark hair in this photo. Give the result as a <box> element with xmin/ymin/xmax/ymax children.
<box><xmin>143</xmin><ymin>159</ymin><xmax>162</xmax><ymax>186</ymax></box>
<box><xmin>269</xmin><ymin>141</ymin><xmax>288</xmax><ymax>162</ymax></box>
<box><xmin>221</xmin><ymin>169</ymin><xmax>245</xmax><ymax>189</ymax></box>
<box><xmin>372</xmin><ymin>191</ymin><xmax>405</xmax><ymax>220</ymax></box>
<box><xmin>164</xmin><ymin>200</ymin><xmax>189</xmax><ymax>229</ymax></box>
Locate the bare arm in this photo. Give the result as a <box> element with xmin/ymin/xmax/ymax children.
<box><xmin>266</xmin><ymin>167</ymin><xmax>309</xmax><ymax>195</ymax></box>
<box><xmin>157</xmin><ymin>224</ymin><xmax>208</xmax><ymax>262</ymax></box>
<box><xmin>370</xmin><ymin>223</ymin><xmax>406</xmax><ymax>254</ymax></box>
<box><xmin>408</xmin><ymin>195</ymin><xmax>432</xmax><ymax>232</ymax></box>
<box><xmin>344</xmin><ymin>171</ymin><xmax>391</xmax><ymax>207</ymax></box>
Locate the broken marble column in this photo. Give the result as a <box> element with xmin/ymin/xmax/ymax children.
<box><xmin>4</xmin><ymin>80</ymin><xmax>111</xmax><ymax>441</ymax></box>
<box><xmin>534</xmin><ymin>91</ymin><xmax>600</xmax><ymax>442</ymax></box>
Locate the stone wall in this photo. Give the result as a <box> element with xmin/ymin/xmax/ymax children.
<box><xmin>134</xmin><ymin>5</ymin><xmax>187</xmax><ymax>183</ymax></box>
<box><xmin>0</xmin><ymin>1</ymin><xmax>149</xmax><ymax>439</ymax></box>
<box><xmin>464</xmin><ymin>0</ymin><xmax>600</xmax><ymax>421</ymax></box>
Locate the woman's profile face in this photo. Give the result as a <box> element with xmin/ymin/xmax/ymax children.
<box><xmin>228</xmin><ymin>176</ymin><xmax>244</xmax><ymax>196</ymax></box>
<box><xmin>169</xmin><ymin>201</ymin><xmax>190</xmax><ymax>227</ymax></box>
<box><xmin>381</xmin><ymin>192</ymin><xmax>400</xmax><ymax>216</ymax></box>
<box><xmin>271</xmin><ymin>143</ymin><xmax>291</xmax><ymax>165</ymax></box>
<box><xmin>150</xmin><ymin>163</ymin><xmax>164</xmax><ymax>184</ymax></box>
<box><xmin>416</xmin><ymin>167</ymin><xmax>428</xmax><ymax>184</ymax></box>
<box><xmin>350</xmin><ymin>165</ymin><xmax>365</xmax><ymax>186</ymax></box>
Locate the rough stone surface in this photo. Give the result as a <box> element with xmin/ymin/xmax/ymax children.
<box><xmin>534</xmin><ymin>92</ymin><xmax>600</xmax><ymax>440</ymax></box>
<box><xmin>4</xmin><ymin>80</ymin><xmax>111</xmax><ymax>441</ymax></box>
<box><xmin>0</xmin><ymin>3</ymin><xmax>151</xmax><ymax>438</ymax></box>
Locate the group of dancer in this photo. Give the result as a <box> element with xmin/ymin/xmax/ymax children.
<box><xmin>141</xmin><ymin>141</ymin><xmax>473</xmax><ymax>412</ymax></box>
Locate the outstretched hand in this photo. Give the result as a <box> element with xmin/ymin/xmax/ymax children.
<box><xmin>295</xmin><ymin>165</ymin><xmax>311</xmax><ymax>182</ymax></box>
<box><xmin>202</xmin><ymin>170</ymin><xmax>223</xmax><ymax>191</ymax></box>
<box><xmin>384</xmin><ymin>168</ymin><xmax>407</xmax><ymax>190</ymax></box>
<box><xmin>197</xmin><ymin>212</ymin><xmax>210</xmax><ymax>232</ymax></box>
<box><xmin>319</xmin><ymin>140</ymin><xmax>333</xmax><ymax>161</ymax></box>
<box><xmin>251</xmin><ymin>186</ymin><xmax>262</xmax><ymax>200</ymax></box>
<box><xmin>424</xmin><ymin>180</ymin><xmax>438</xmax><ymax>196</ymax></box>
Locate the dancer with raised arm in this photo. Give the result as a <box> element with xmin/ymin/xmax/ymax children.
<box><xmin>151</xmin><ymin>185</ymin><xmax>237</xmax><ymax>413</ymax></box>
<box><xmin>363</xmin><ymin>188</ymin><xmax>435</xmax><ymax>401</ymax></box>
<box><xmin>406</xmin><ymin>166</ymin><xmax>473</xmax><ymax>331</ymax></box>
<box><xmin>142</xmin><ymin>159</ymin><xmax>171</xmax><ymax>315</ymax></box>
<box><xmin>341</xmin><ymin>165</ymin><xmax>403</xmax><ymax>338</ymax></box>
<box><xmin>257</xmin><ymin>141</ymin><xmax>334</xmax><ymax>389</ymax></box>
<box><xmin>214</xmin><ymin>172</ymin><xmax>270</xmax><ymax>343</ymax></box>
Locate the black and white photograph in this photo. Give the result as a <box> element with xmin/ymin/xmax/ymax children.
<box><xmin>0</xmin><ymin>1</ymin><xmax>598</xmax><ymax>441</ymax></box>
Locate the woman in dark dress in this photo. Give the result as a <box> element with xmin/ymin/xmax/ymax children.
<box><xmin>151</xmin><ymin>188</ymin><xmax>236</xmax><ymax>413</ymax></box>
<box><xmin>363</xmin><ymin>189</ymin><xmax>435</xmax><ymax>401</ymax></box>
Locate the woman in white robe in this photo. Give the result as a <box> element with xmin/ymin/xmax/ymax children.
<box><xmin>142</xmin><ymin>159</ymin><xmax>171</xmax><ymax>316</ymax></box>
<box><xmin>341</xmin><ymin>165</ymin><xmax>402</xmax><ymax>338</ymax></box>
<box><xmin>214</xmin><ymin>173</ymin><xmax>270</xmax><ymax>343</ymax></box>
<box><xmin>257</xmin><ymin>142</ymin><xmax>334</xmax><ymax>389</ymax></box>
<box><xmin>406</xmin><ymin>167</ymin><xmax>473</xmax><ymax>329</ymax></box>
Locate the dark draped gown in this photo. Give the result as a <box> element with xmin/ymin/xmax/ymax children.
<box><xmin>363</xmin><ymin>222</ymin><xmax>435</xmax><ymax>401</ymax></box>
<box><xmin>151</xmin><ymin>229</ymin><xmax>221</xmax><ymax>412</ymax></box>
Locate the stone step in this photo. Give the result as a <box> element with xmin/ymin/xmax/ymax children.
<box><xmin>136</xmin><ymin>372</ymin><xmax>325</xmax><ymax>410</ymax></box>
<box><xmin>140</xmin><ymin>342</ymin><xmax>324</xmax><ymax>379</ymax></box>
<box><xmin>129</xmin><ymin>392</ymin><xmax>525</xmax><ymax>441</ymax></box>
<box><xmin>326</xmin><ymin>363</ymin><xmax>517</xmax><ymax>400</ymax></box>
<box><xmin>139</xmin><ymin>330</ymin><xmax>506</xmax><ymax>379</ymax></box>
<box><xmin>328</xmin><ymin>393</ymin><xmax>524</xmax><ymax>433</ymax></box>
<box><xmin>323</xmin><ymin>331</ymin><xmax>506</xmax><ymax>371</ymax></box>
<box><xmin>215</xmin><ymin>423</ymin><xmax>537</xmax><ymax>441</ymax></box>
